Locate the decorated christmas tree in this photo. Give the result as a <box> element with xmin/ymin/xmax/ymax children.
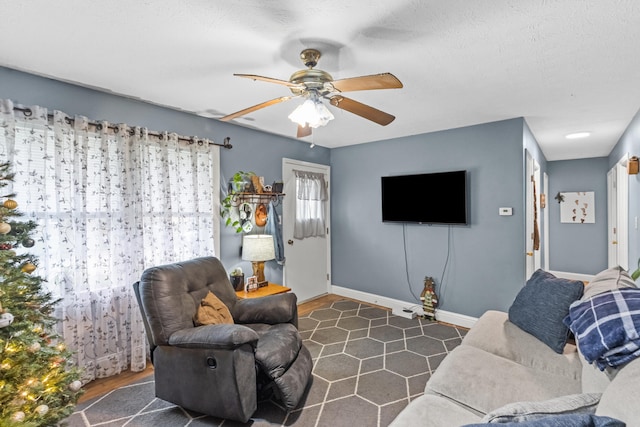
<box><xmin>0</xmin><ymin>162</ymin><xmax>83</xmax><ymax>426</ymax></box>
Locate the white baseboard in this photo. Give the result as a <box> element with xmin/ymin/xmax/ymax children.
<box><xmin>433</xmin><ymin>310</ymin><xmax>478</xmax><ymax>329</ymax></box>
<box><xmin>331</xmin><ymin>285</ymin><xmax>478</xmax><ymax>329</ymax></box>
<box><xmin>548</xmin><ymin>270</ymin><xmax>595</xmax><ymax>282</ymax></box>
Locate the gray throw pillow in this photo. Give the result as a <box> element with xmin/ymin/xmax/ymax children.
<box><xmin>464</xmin><ymin>414</ymin><xmax>624</xmax><ymax>427</ymax></box>
<box><xmin>508</xmin><ymin>269</ymin><xmax>584</xmax><ymax>353</ymax></box>
<box><xmin>581</xmin><ymin>265</ymin><xmax>637</xmax><ymax>302</ymax></box>
<box><xmin>480</xmin><ymin>393</ymin><xmax>601</xmax><ymax>423</ymax></box>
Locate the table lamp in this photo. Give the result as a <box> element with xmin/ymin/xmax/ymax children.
<box><xmin>242</xmin><ymin>234</ymin><xmax>275</xmax><ymax>286</ymax></box>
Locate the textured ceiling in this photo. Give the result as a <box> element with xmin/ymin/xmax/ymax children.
<box><xmin>1</xmin><ymin>1</ymin><xmax>639</xmax><ymax>160</ymax></box>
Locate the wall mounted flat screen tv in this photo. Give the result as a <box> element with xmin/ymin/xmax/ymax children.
<box><xmin>381</xmin><ymin>170</ymin><xmax>468</xmax><ymax>225</ymax></box>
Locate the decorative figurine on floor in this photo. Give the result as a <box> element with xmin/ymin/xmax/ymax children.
<box><xmin>420</xmin><ymin>276</ymin><xmax>438</xmax><ymax>321</ymax></box>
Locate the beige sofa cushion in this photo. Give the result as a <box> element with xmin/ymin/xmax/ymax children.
<box><xmin>426</xmin><ymin>345</ymin><xmax>582</xmax><ymax>415</ymax></box>
<box><xmin>595</xmin><ymin>357</ymin><xmax>640</xmax><ymax>426</ymax></box>
<box><xmin>579</xmin><ymin>350</ymin><xmax>618</xmax><ymax>394</ymax></box>
<box><xmin>388</xmin><ymin>393</ymin><xmax>481</xmax><ymax>427</ymax></box>
<box><xmin>462</xmin><ymin>310</ymin><xmax>581</xmax><ymax>380</ymax></box>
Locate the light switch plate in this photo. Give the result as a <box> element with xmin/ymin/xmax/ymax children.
<box><xmin>499</xmin><ymin>207</ymin><xmax>513</xmax><ymax>216</ymax></box>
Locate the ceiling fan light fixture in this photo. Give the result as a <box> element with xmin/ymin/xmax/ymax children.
<box><xmin>288</xmin><ymin>97</ymin><xmax>334</xmax><ymax>129</ymax></box>
<box><xmin>226</xmin><ymin>49</ymin><xmax>402</xmax><ymax>138</ymax></box>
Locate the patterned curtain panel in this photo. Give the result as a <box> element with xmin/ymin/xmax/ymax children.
<box><xmin>0</xmin><ymin>99</ymin><xmax>220</xmax><ymax>383</ymax></box>
<box><xmin>293</xmin><ymin>170</ymin><xmax>327</xmax><ymax>239</ymax></box>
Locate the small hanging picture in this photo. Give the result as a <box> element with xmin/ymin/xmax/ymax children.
<box><xmin>559</xmin><ymin>191</ymin><xmax>595</xmax><ymax>223</ymax></box>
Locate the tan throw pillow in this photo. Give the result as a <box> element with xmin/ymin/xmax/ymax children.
<box><xmin>194</xmin><ymin>291</ymin><xmax>234</xmax><ymax>326</ymax></box>
<box><xmin>581</xmin><ymin>266</ymin><xmax>637</xmax><ymax>302</ymax></box>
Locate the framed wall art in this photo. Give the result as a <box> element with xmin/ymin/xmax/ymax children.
<box><xmin>559</xmin><ymin>191</ymin><xmax>595</xmax><ymax>223</ymax></box>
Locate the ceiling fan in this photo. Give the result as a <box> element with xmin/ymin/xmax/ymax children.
<box><xmin>219</xmin><ymin>49</ymin><xmax>403</xmax><ymax>138</ymax></box>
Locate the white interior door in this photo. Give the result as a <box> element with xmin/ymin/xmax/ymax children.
<box><xmin>608</xmin><ymin>154</ymin><xmax>629</xmax><ymax>269</ymax></box>
<box><xmin>543</xmin><ymin>172</ymin><xmax>549</xmax><ymax>270</ymax></box>
<box><xmin>525</xmin><ymin>151</ymin><xmax>541</xmax><ymax>279</ymax></box>
<box><xmin>608</xmin><ymin>167</ymin><xmax>618</xmax><ymax>267</ymax></box>
<box><xmin>282</xmin><ymin>158</ymin><xmax>331</xmax><ymax>302</ymax></box>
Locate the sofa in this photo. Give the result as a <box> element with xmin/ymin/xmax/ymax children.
<box><xmin>390</xmin><ymin>267</ymin><xmax>640</xmax><ymax>427</ymax></box>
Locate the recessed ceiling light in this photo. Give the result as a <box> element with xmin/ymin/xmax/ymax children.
<box><xmin>565</xmin><ymin>132</ymin><xmax>591</xmax><ymax>139</ymax></box>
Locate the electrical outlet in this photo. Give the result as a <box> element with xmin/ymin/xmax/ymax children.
<box><xmin>392</xmin><ymin>308</ymin><xmax>417</xmax><ymax>319</ymax></box>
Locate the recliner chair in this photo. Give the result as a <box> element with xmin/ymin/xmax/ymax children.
<box><xmin>133</xmin><ymin>256</ymin><xmax>313</xmax><ymax>422</ymax></box>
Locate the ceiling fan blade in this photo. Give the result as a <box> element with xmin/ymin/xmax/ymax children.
<box><xmin>331</xmin><ymin>73</ymin><xmax>403</xmax><ymax>92</ymax></box>
<box><xmin>297</xmin><ymin>124</ymin><xmax>312</xmax><ymax>138</ymax></box>
<box><xmin>329</xmin><ymin>95</ymin><xmax>396</xmax><ymax>126</ymax></box>
<box><xmin>234</xmin><ymin>74</ymin><xmax>300</xmax><ymax>88</ymax></box>
<box><xmin>220</xmin><ymin>96</ymin><xmax>293</xmax><ymax>122</ymax></box>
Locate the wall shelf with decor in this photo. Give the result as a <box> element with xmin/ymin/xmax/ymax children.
<box><xmin>229</xmin><ymin>192</ymin><xmax>285</xmax><ymax>207</ymax></box>
<box><xmin>222</xmin><ymin>170</ymin><xmax>285</xmax><ymax>233</ymax></box>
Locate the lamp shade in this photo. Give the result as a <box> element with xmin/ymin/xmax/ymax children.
<box><xmin>242</xmin><ymin>234</ymin><xmax>275</xmax><ymax>262</ymax></box>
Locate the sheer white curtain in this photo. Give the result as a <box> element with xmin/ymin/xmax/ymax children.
<box><xmin>293</xmin><ymin>170</ymin><xmax>327</xmax><ymax>239</ymax></box>
<box><xmin>0</xmin><ymin>99</ymin><xmax>220</xmax><ymax>383</ymax></box>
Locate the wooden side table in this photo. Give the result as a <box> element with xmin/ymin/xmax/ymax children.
<box><xmin>235</xmin><ymin>283</ymin><xmax>291</xmax><ymax>299</ymax></box>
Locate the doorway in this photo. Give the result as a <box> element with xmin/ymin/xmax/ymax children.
<box><xmin>607</xmin><ymin>154</ymin><xmax>629</xmax><ymax>269</ymax></box>
<box><xmin>543</xmin><ymin>172</ymin><xmax>549</xmax><ymax>270</ymax></box>
<box><xmin>525</xmin><ymin>151</ymin><xmax>541</xmax><ymax>279</ymax></box>
<box><xmin>282</xmin><ymin>158</ymin><xmax>331</xmax><ymax>302</ymax></box>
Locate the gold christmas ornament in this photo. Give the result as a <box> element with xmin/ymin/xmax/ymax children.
<box><xmin>11</xmin><ymin>411</ymin><xmax>25</xmax><ymax>422</ymax></box>
<box><xmin>35</xmin><ymin>404</ymin><xmax>49</xmax><ymax>416</ymax></box>
<box><xmin>21</xmin><ymin>262</ymin><xmax>36</xmax><ymax>274</ymax></box>
<box><xmin>3</xmin><ymin>199</ymin><xmax>17</xmax><ymax>209</ymax></box>
<box><xmin>0</xmin><ymin>222</ymin><xmax>11</xmax><ymax>234</ymax></box>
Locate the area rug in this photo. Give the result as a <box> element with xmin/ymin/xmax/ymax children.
<box><xmin>64</xmin><ymin>299</ymin><xmax>466</xmax><ymax>427</ymax></box>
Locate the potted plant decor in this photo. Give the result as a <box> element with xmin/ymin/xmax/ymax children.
<box><xmin>230</xmin><ymin>267</ymin><xmax>245</xmax><ymax>291</ymax></box>
<box><xmin>631</xmin><ymin>259</ymin><xmax>640</xmax><ymax>281</ymax></box>
<box><xmin>221</xmin><ymin>171</ymin><xmax>255</xmax><ymax>233</ymax></box>
<box><xmin>228</xmin><ymin>171</ymin><xmax>255</xmax><ymax>193</ymax></box>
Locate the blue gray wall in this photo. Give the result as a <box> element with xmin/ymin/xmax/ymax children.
<box><xmin>609</xmin><ymin>107</ymin><xmax>640</xmax><ymax>274</ymax></box>
<box><xmin>330</xmin><ymin>118</ymin><xmax>532</xmax><ymax>317</ymax></box>
<box><xmin>546</xmin><ymin>158</ymin><xmax>609</xmax><ymax>274</ymax></box>
<box><xmin>0</xmin><ymin>66</ymin><xmax>330</xmax><ymax>284</ymax></box>
<box><xmin>5</xmin><ymin>65</ymin><xmax>627</xmax><ymax>318</ymax></box>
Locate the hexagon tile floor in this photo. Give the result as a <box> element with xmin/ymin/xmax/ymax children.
<box><xmin>65</xmin><ymin>299</ymin><xmax>467</xmax><ymax>427</ymax></box>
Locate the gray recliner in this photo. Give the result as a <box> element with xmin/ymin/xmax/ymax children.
<box><xmin>133</xmin><ymin>256</ymin><xmax>313</xmax><ymax>422</ymax></box>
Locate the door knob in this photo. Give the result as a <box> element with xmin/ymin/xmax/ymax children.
<box><xmin>288</xmin><ymin>239</ymin><xmax>294</xmax><ymax>245</ymax></box>
<box><xmin>526</xmin><ymin>252</ymin><xmax>533</xmax><ymax>256</ymax></box>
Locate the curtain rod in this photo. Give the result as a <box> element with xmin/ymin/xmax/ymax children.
<box><xmin>12</xmin><ymin>106</ymin><xmax>232</xmax><ymax>149</ymax></box>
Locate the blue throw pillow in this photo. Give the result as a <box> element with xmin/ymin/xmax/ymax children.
<box><xmin>508</xmin><ymin>269</ymin><xmax>584</xmax><ymax>353</ymax></box>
